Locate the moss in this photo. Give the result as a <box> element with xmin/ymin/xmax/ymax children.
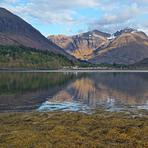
<box><xmin>0</xmin><ymin>109</ymin><xmax>148</xmax><ymax>147</ymax></box>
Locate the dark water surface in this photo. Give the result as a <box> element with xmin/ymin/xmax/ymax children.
<box><xmin>0</xmin><ymin>70</ymin><xmax>148</xmax><ymax>112</ymax></box>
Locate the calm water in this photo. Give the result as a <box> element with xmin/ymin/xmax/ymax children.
<box><xmin>0</xmin><ymin>70</ymin><xmax>148</xmax><ymax>112</ymax></box>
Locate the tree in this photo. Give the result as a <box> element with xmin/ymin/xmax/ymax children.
<box><xmin>113</xmin><ymin>62</ymin><xmax>116</xmax><ymax>67</ymax></box>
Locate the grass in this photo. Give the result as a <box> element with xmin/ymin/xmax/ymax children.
<box><xmin>0</xmin><ymin>109</ymin><xmax>148</xmax><ymax>148</ymax></box>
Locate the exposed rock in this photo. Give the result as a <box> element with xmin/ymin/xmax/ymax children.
<box><xmin>113</xmin><ymin>27</ymin><xmax>137</xmax><ymax>37</ymax></box>
<box><xmin>48</xmin><ymin>30</ymin><xmax>110</xmax><ymax>60</ymax></box>
<box><xmin>48</xmin><ymin>27</ymin><xmax>148</xmax><ymax>64</ymax></box>
<box><xmin>88</xmin><ymin>31</ymin><xmax>148</xmax><ymax>64</ymax></box>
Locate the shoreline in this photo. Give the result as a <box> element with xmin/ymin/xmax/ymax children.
<box><xmin>0</xmin><ymin>69</ymin><xmax>148</xmax><ymax>72</ymax></box>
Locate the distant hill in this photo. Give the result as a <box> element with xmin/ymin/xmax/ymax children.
<box><xmin>0</xmin><ymin>7</ymin><xmax>75</xmax><ymax>60</ymax></box>
<box><xmin>48</xmin><ymin>28</ymin><xmax>148</xmax><ymax>64</ymax></box>
<box><xmin>131</xmin><ymin>58</ymin><xmax>148</xmax><ymax>68</ymax></box>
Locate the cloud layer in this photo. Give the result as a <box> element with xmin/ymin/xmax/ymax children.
<box><xmin>1</xmin><ymin>0</ymin><xmax>100</xmax><ymax>24</ymax></box>
<box><xmin>0</xmin><ymin>0</ymin><xmax>148</xmax><ymax>35</ymax></box>
<box><xmin>88</xmin><ymin>3</ymin><xmax>140</xmax><ymax>33</ymax></box>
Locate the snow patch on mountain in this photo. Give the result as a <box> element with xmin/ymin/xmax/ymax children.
<box><xmin>107</xmin><ymin>34</ymin><xmax>115</xmax><ymax>40</ymax></box>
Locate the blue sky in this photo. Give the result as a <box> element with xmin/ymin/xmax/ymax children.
<box><xmin>1</xmin><ymin>0</ymin><xmax>148</xmax><ymax>36</ymax></box>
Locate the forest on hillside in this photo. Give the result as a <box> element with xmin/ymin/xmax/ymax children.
<box><xmin>0</xmin><ymin>45</ymin><xmax>75</xmax><ymax>70</ymax></box>
<box><xmin>0</xmin><ymin>45</ymin><xmax>145</xmax><ymax>70</ymax></box>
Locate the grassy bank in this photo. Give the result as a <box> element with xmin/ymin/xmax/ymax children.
<box><xmin>0</xmin><ymin>109</ymin><xmax>148</xmax><ymax>148</ymax></box>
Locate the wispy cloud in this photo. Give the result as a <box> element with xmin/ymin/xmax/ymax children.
<box><xmin>0</xmin><ymin>0</ymin><xmax>148</xmax><ymax>35</ymax></box>
<box><xmin>0</xmin><ymin>0</ymin><xmax>100</xmax><ymax>24</ymax></box>
<box><xmin>0</xmin><ymin>0</ymin><xmax>19</xmax><ymax>3</ymax></box>
<box><xmin>88</xmin><ymin>3</ymin><xmax>140</xmax><ymax>33</ymax></box>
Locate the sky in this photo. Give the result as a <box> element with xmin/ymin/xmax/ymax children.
<box><xmin>0</xmin><ymin>0</ymin><xmax>148</xmax><ymax>36</ymax></box>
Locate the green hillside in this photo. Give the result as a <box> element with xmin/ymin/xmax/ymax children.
<box><xmin>0</xmin><ymin>45</ymin><xmax>75</xmax><ymax>70</ymax></box>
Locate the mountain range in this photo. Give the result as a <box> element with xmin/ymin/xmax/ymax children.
<box><xmin>48</xmin><ymin>28</ymin><xmax>148</xmax><ymax>64</ymax></box>
<box><xmin>0</xmin><ymin>7</ymin><xmax>75</xmax><ymax>60</ymax></box>
<box><xmin>48</xmin><ymin>30</ymin><xmax>111</xmax><ymax>60</ymax></box>
<box><xmin>0</xmin><ymin>7</ymin><xmax>148</xmax><ymax>65</ymax></box>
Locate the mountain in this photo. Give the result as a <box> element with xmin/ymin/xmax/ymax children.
<box><xmin>131</xmin><ymin>58</ymin><xmax>148</xmax><ymax>68</ymax></box>
<box><xmin>0</xmin><ymin>45</ymin><xmax>75</xmax><ymax>70</ymax></box>
<box><xmin>113</xmin><ymin>27</ymin><xmax>137</xmax><ymax>37</ymax></box>
<box><xmin>48</xmin><ymin>30</ymin><xmax>110</xmax><ymax>60</ymax></box>
<box><xmin>48</xmin><ymin>27</ymin><xmax>148</xmax><ymax>64</ymax></box>
<box><xmin>88</xmin><ymin>30</ymin><xmax>148</xmax><ymax>64</ymax></box>
<box><xmin>0</xmin><ymin>7</ymin><xmax>75</xmax><ymax>60</ymax></box>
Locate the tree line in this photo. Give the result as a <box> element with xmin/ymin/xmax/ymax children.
<box><xmin>0</xmin><ymin>45</ymin><xmax>75</xmax><ymax>69</ymax></box>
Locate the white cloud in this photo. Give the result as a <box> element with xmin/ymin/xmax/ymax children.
<box><xmin>0</xmin><ymin>0</ymin><xmax>19</xmax><ymax>3</ymax></box>
<box><xmin>0</xmin><ymin>0</ymin><xmax>101</xmax><ymax>26</ymax></box>
<box><xmin>98</xmin><ymin>3</ymin><xmax>138</xmax><ymax>25</ymax></box>
<box><xmin>88</xmin><ymin>22</ymin><xmax>139</xmax><ymax>34</ymax></box>
<box><xmin>142</xmin><ymin>21</ymin><xmax>148</xmax><ymax>28</ymax></box>
<box><xmin>100</xmin><ymin>0</ymin><xmax>120</xmax><ymax>11</ymax></box>
<box><xmin>141</xmin><ymin>20</ymin><xmax>148</xmax><ymax>35</ymax></box>
<box><xmin>128</xmin><ymin>0</ymin><xmax>148</xmax><ymax>3</ymax></box>
<box><xmin>0</xmin><ymin>0</ymin><xmax>148</xmax><ymax>35</ymax></box>
<box><xmin>88</xmin><ymin>3</ymin><xmax>140</xmax><ymax>33</ymax></box>
<box><xmin>138</xmin><ymin>29</ymin><xmax>148</xmax><ymax>36</ymax></box>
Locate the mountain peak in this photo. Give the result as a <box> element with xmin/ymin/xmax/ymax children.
<box><xmin>122</xmin><ymin>27</ymin><xmax>137</xmax><ymax>33</ymax></box>
<box><xmin>114</xmin><ymin>27</ymin><xmax>137</xmax><ymax>37</ymax></box>
<box><xmin>0</xmin><ymin>7</ymin><xmax>75</xmax><ymax>60</ymax></box>
<box><xmin>0</xmin><ymin>7</ymin><xmax>17</xmax><ymax>20</ymax></box>
<box><xmin>0</xmin><ymin>7</ymin><xmax>10</xmax><ymax>12</ymax></box>
<box><xmin>91</xmin><ymin>29</ymin><xmax>111</xmax><ymax>38</ymax></box>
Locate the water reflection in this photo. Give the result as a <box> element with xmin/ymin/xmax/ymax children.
<box><xmin>40</xmin><ymin>72</ymin><xmax>148</xmax><ymax>111</ymax></box>
<box><xmin>0</xmin><ymin>72</ymin><xmax>77</xmax><ymax>112</ymax></box>
<box><xmin>0</xmin><ymin>71</ymin><xmax>148</xmax><ymax>112</ymax></box>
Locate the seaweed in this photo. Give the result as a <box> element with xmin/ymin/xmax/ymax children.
<box><xmin>0</xmin><ymin>109</ymin><xmax>148</xmax><ymax>147</ymax></box>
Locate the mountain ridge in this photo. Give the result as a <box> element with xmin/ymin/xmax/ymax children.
<box><xmin>88</xmin><ymin>31</ymin><xmax>148</xmax><ymax>64</ymax></box>
<box><xmin>113</xmin><ymin>27</ymin><xmax>137</xmax><ymax>37</ymax></box>
<box><xmin>0</xmin><ymin>7</ymin><xmax>76</xmax><ymax>60</ymax></box>
<box><xmin>48</xmin><ymin>27</ymin><xmax>148</xmax><ymax>64</ymax></box>
<box><xmin>131</xmin><ymin>57</ymin><xmax>148</xmax><ymax>68</ymax></box>
<box><xmin>1</xmin><ymin>7</ymin><xmax>148</xmax><ymax>65</ymax></box>
<box><xmin>48</xmin><ymin>30</ymin><xmax>110</xmax><ymax>60</ymax></box>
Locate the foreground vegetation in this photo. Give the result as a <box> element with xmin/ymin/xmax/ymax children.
<box><xmin>0</xmin><ymin>109</ymin><xmax>147</xmax><ymax>148</ymax></box>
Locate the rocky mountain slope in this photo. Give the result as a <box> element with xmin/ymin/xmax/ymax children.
<box><xmin>48</xmin><ymin>30</ymin><xmax>110</xmax><ymax>60</ymax></box>
<box><xmin>0</xmin><ymin>7</ymin><xmax>75</xmax><ymax>60</ymax></box>
<box><xmin>131</xmin><ymin>57</ymin><xmax>148</xmax><ymax>68</ymax></box>
<box><xmin>48</xmin><ymin>28</ymin><xmax>148</xmax><ymax>64</ymax></box>
<box><xmin>88</xmin><ymin>30</ymin><xmax>148</xmax><ymax>64</ymax></box>
<box><xmin>113</xmin><ymin>27</ymin><xmax>137</xmax><ymax>37</ymax></box>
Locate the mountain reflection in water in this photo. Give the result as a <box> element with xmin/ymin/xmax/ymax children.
<box><xmin>0</xmin><ymin>71</ymin><xmax>148</xmax><ymax>112</ymax></box>
<box><xmin>39</xmin><ymin>72</ymin><xmax>148</xmax><ymax>111</ymax></box>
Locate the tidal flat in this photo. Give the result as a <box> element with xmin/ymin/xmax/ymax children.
<box><xmin>0</xmin><ymin>109</ymin><xmax>148</xmax><ymax>148</ymax></box>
